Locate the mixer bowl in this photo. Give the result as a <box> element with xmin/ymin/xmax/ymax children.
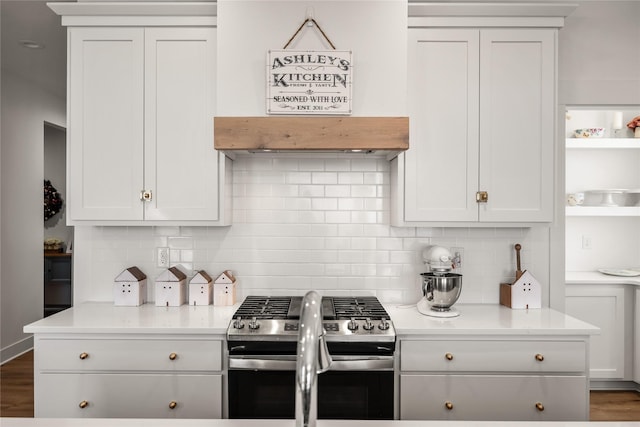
<box><xmin>420</xmin><ymin>272</ymin><xmax>462</xmax><ymax>312</ymax></box>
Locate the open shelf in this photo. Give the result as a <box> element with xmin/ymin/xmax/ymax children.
<box><xmin>566</xmin><ymin>138</ymin><xmax>640</xmax><ymax>149</ymax></box>
<box><xmin>566</xmin><ymin>206</ymin><xmax>640</xmax><ymax>217</ymax></box>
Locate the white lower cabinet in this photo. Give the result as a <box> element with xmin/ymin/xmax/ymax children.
<box><xmin>37</xmin><ymin>373</ymin><xmax>221</xmax><ymax>418</ymax></box>
<box><xmin>400</xmin><ymin>374</ymin><xmax>586</xmax><ymax>421</ymax></box>
<box><xmin>398</xmin><ymin>339</ymin><xmax>589</xmax><ymax>421</ymax></box>
<box><xmin>565</xmin><ymin>284</ymin><xmax>632</xmax><ymax>382</ymax></box>
<box><xmin>33</xmin><ymin>336</ymin><xmax>224</xmax><ymax>419</ymax></box>
<box><xmin>636</xmin><ymin>289</ymin><xmax>640</xmax><ymax>384</ymax></box>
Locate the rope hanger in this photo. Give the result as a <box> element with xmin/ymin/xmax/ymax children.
<box><xmin>282</xmin><ymin>14</ymin><xmax>336</xmax><ymax>50</ymax></box>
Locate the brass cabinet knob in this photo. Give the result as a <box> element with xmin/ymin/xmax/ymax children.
<box><xmin>169</xmin><ymin>353</ymin><xmax>177</xmax><ymax>361</ymax></box>
<box><xmin>79</xmin><ymin>400</ymin><xmax>89</xmax><ymax>409</ymax></box>
<box><xmin>535</xmin><ymin>353</ymin><xmax>544</xmax><ymax>362</ymax></box>
<box><xmin>169</xmin><ymin>401</ymin><xmax>177</xmax><ymax>410</ymax></box>
<box><xmin>535</xmin><ymin>402</ymin><xmax>544</xmax><ymax>411</ymax></box>
<box><xmin>445</xmin><ymin>353</ymin><xmax>454</xmax><ymax>361</ymax></box>
<box><xmin>79</xmin><ymin>352</ymin><xmax>89</xmax><ymax>360</ymax></box>
<box><xmin>445</xmin><ymin>401</ymin><xmax>453</xmax><ymax>410</ymax></box>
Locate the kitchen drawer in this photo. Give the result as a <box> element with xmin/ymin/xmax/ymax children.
<box><xmin>36</xmin><ymin>338</ymin><xmax>222</xmax><ymax>372</ymax></box>
<box><xmin>400</xmin><ymin>340</ymin><xmax>585</xmax><ymax>373</ymax></box>
<box><xmin>400</xmin><ymin>374</ymin><xmax>588</xmax><ymax>421</ymax></box>
<box><xmin>35</xmin><ymin>373</ymin><xmax>222</xmax><ymax>418</ymax></box>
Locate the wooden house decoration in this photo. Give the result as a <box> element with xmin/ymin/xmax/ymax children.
<box><xmin>500</xmin><ymin>270</ymin><xmax>542</xmax><ymax>309</ymax></box>
<box><xmin>155</xmin><ymin>266</ymin><xmax>187</xmax><ymax>307</ymax></box>
<box><xmin>189</xmin><ymin>270</ymin><xmax>213</xmax><ymax>306</ymax></box>
<box><xmin>113</xmin><ymin>266</ymin><xmax>147</xmax><ymax>306</ymax></box>
<box><xmin>214</xmin><ymin>270</ymin><xmax>236</xmax><ymax>306</ymax></box>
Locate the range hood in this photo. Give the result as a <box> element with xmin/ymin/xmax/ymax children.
<box><xmin>214</xmin><ymin>116</ymin><xmax>409</xmax><ymax>156</ymax></box>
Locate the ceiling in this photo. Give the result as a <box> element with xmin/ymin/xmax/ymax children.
<box><xmin>1</xmin><ymin>0</ymin><xmax>68</xmax><ymax>99</ymax></box>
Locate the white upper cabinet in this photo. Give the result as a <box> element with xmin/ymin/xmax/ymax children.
<box><xmin>396</xmin><ymin>27</ymin><xmax>556</xmax><ymax>225</ymax></box>
<box><xmin>67</xmin><ymin>26</ymin><xmax>229</xmax><ymax>225</ymax></box>
<box><xmin>404</xmin><ymin>29</ymin><xmax>480</xmax><ymax>222</ymax></box>
<box><xmin>68</xmin><ymin>28</ymin><xmax>145</xmax><ymax>222</ymax></box>
<box><xmin>143</xmin><ymin>28</ymin><xmax>220</xmax><ymax>222</ymax></box>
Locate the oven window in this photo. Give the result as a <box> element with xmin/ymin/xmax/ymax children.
<box><xmin>228</xmin><ymin>371</ymin><xmax>295</xmax><ymax>419</ymax></box>
<box><xmin>228</xmin><ymin>370</ymin><xmax>393</xmax><ymax>419</ymax></box>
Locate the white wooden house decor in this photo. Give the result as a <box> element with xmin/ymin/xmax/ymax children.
<box><xmin>113</xmin><ymin>266</ymin><xmax>147</xmax><ymax>307</ymax></box>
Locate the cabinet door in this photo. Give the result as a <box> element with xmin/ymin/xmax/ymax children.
<box><xmin>68</xmin><ymin>28</ymin><xmax>144</xmax><ymax>221</ymax></box>
<box><xmin>478</xmin><ymin>29</ymin><xmax>555</xmax><ymax>222</ymax></box>
<box><xmin>36</xmin><ymin>373</ymin><xmax>222</xmax><ymax>418</ymax></box>
<box><xmin>565</xmin><ymin>285</ymin><xmax>626</xmax><ymax>379</ymax></box>
<box><xmin>636</xmin><ymin>289</ymin><xmax>640</xmax><ymax>384</ymax></box>
<box><xmin>400</xmin><ymin>374</ymin><xmax>587</xmax><ymax>421</ymax></box>
<box><xmin>143</xmin><ymin>28</ymin><xmax>220</xmax><ymax>221</ymax></box>
<box><xmin>405</xmin><ymin>29</ymin><xmax>480</xmax><ymax>222</ymax></box>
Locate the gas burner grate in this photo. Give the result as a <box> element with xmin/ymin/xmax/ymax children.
<box><xmin>232</xmin><ymin>295</ymin><xmax>390</xmax><ymax>321</ymax></box>
<box><xmin>331</xmin><ymin>296</ymin><xmax>389</xmax><ymax>320</ymax></box>
<box><xmin>232</xmin><ymin>296</ymin><xmax>291</xmax><ymax>319</ymax></box>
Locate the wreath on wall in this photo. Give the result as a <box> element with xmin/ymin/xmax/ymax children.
<box><xmin>44</xmin><ymin>179</ymin><xmax>63</xmax><ymax>221</ymax></box>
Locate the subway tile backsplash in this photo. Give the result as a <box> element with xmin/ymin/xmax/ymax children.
<box><xmin>74</xmin><ymin>156</ymin><xmax>548</xmax><ymax>305</ymax></box>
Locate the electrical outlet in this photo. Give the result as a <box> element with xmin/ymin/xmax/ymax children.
<box><xmin>582</xmin><ymin>235</ymin><xmax>592</xmax><ymax>250</ymax></box>
<box><xmin>157</xmin><ymin>247</ymin><xmax>169</xmax><ymax>267</ymax></box>
<box><xmin>451</xmin><ymin>247</ymin><xmax>463</xmax><ymax>269</ymax></box>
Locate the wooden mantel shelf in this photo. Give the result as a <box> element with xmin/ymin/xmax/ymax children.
<box><xmin>214</xmin><ymin>116</ymin><xmax>409</xmax><ymax>153</ymax></box>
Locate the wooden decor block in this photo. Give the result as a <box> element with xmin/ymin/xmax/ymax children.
<box><xmin>214</xmin><ymin>116</ymin><xmax>409</xmax><ymax>151</ymax></box>
<box><xmin>500</xmin><ymin>270</ymin><xmax>542</xmax><ymax>309</ymax></box>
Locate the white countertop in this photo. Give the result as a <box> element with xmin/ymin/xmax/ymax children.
<box><xmin>567</xmin><ymin>271</ymin><xmax>640</xmax><ymax>286</ymax></box>
<box><xmin>385</xmin><ymin>303</ymin><xmax>598</xmax><ymax>336</ymax></box>
<box><xmin>23</xmin><ymin>302</ymin><xmax>240</xmax><ymax>335</ymax></box>
<box><xmin>0</xmin><ymin>420</ymin><xmax>638</xmax><ymax>427</ymax></box>
<box><xmin>24</xmin><ymin>301</ymin><xmax>598</xmax><ymax>337</ymax></box>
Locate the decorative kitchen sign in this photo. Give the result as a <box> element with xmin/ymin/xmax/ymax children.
<box><xmin>266</xmin><ymin>49</ymin><xmax>353</xmax><ymax>115</ymax></box>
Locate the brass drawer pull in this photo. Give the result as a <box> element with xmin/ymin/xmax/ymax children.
<box><xmin>445</xmin><ymin>353</ymin><xmax>453</xmax><ymax>361</ymax></box>
<box><xmin>79</xmin><ymin>352</ymin><xmax>89</xmax><ymax>360</ymax></box>
<box><xmin>535</xmin><ymin>402</ymin><xmax>544</xmax><ymax>411</ymax></box>
<box><xmin>445</xmin><ymin>401</ymin><xmax>453</xmax><ymax>410</ymax></box>
<box><xmin>169</xmin><ymin>352</ymin><xmax>177</xmax><ymax>361</ymax></box>
<box><xmin>79</xmin><ymin>400</ymin><xmax>89</xmax><ymax>409</ymax></box>
<box><xmin>169</xmin><ymin>401</ymin><xmax>177</xmax><ymax>410</ymax></box>
<box><xmin>535</xmin><ymin>353</ymin><xmax>544</xmax><ymax>362</ymax></box>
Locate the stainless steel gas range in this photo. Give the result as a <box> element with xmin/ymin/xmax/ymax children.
<box><xmin>226</xmin><ymin>295</ymin><xmax>396</xmax><ymax>420</ymax></box>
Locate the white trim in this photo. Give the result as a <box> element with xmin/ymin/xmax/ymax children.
<box><xmin>408</xmin><ymin>2</ymin><xmax>577</xmax><ymax>18</ymax></box>
<box><xmin>1</xmin><ymin>336</ymin><xmax>33</xmax><ymax>365</ymax></box>
<box><xmin>60</xmin><ymin>16</ymin><xmax>217</xmax><ymax>26</ymax></box>
<box><xmin>409</xmin><ymin>16</ymin><xmax>566</xmax><ymax>28</ymax></box>
<box><xmin>48</xmin><ymin>2</ymin><xmax>217</xmax><ymax>17</ymax></box>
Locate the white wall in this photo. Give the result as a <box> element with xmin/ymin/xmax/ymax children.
<box><xmin>1</xmin><ymin>70</ymin><xmax>65</xmax><ymax>362</ymax></box>
<box><xmin>559</xmin><ymin>2</ymin><xmax>640</xmax><ymax>274</ymax></box>
<box><xmin>558</xmin><ymin>1</ymin><xmax>640</xmax><ymax>105</ymax></box>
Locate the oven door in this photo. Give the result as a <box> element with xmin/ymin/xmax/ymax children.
<box><xmin>228</xmin><ymin>356</ymin><xmax>394</xmax><ymax>420</ymax></box>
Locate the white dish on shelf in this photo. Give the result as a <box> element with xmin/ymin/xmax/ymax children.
<box><xmin>586</xmin><ymin>189</ymin><xmax>626</xmax><ymax>206</ymax></box>
<box><xmin>598</xmin><ymin>268</ymin><xmax>640</xmax><ymax>277</ymax></box>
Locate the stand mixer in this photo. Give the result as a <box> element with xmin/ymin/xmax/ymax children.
<box><xmin>417</xmin><ymin>245</ymin><xmax>462</xmax><ymax>318</ymax></box>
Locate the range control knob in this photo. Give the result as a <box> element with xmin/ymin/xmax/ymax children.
<box><xmin>378</xmin><ymin>317</ymin><xmax>390</xmax><ymax>330</ymax></box>
<box><xmin>248</xmin><ymin>316</ymin><xmax>260</xmax><ymax>330</ymax></box>
<box><xmin>347</xmin><ymin>317</ymin><xmax>359</xmax><ymax>331</ymax></box>
<box><xmin>233</xmin><ymin>316</ymin><xmax>245</xmax><ymax>329</ymax></box>
<box><xmin>363</xmin><ymin>317</ymin><xmax>374</xmax><ymax>331</ymax></box>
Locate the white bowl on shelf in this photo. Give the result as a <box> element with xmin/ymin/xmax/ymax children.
<box><xmin>573</xmin><ymin>128</ymin><xmax>605</xmax><ymax>138</ymax></box>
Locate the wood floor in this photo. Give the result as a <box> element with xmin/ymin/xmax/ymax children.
<box><xmin>2</xmin><ymin>350</ymin><xmax>640</xmax><ymax>420</ymax></box>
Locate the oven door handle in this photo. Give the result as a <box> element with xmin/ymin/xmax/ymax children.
<box><xmin>229</xmin><ymin>355</ymin><xmax>394</xmax><ymax>371</ymax></box>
